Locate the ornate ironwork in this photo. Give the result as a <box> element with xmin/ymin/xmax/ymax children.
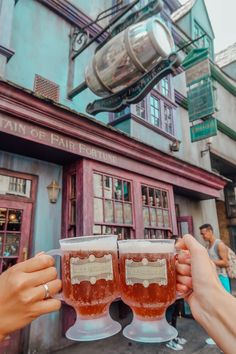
<box><xmin>86</xmin><ymin>52</ymin><xmax>180</xmax><ymax>115</ymax></box>
<box><xmin>70</xmin><ymin>0</ymin><xmax>140</xmax><ymax>60</ymax></box>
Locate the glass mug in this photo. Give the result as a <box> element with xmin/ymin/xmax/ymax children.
<box><xmin>118</xmin><ymin>239</ymin><xmax>179</xmax><ymax>343</ymax></box>
<box><xmin>48</xmin><ymin>235</ymin><xmax>121</xmax><ymax>341</ymax></box>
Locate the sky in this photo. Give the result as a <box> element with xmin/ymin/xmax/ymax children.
<box><xmin>180</xmin><ymin>0</ymin><xmax>236</xmax><ymax>53</ymax></box>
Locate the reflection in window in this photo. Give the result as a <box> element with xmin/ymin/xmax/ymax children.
<box><xmin>164</xmin><ymin>105</ymin><xmax>174</xmax><ymax>135</ymax></box>
<box><xmin>142</xmin><ymin>185</ymin><xmax>171</xmax><ymax>239</ymax></box>
<box><xmin>150</xmin><ymin>96</ymin><xmax>161</xmax><ymax>127</ymax></box>
<box><xmin>161</xmin><ymin>78</ymin><xmax>169</xmax><ymax>97</ymax></box>
<box><xmin>93</xmin><ymin>173</ymin><xmax>133</xmax><ymax>239</ymax></box>
<box><xmin>0</xmin><ymin>208</ymin><xmax>23</xmax><ymax>273</ymax></box>
<box><xmin>0</xmin><ymin>174</ymin><xmax>31</xmax><ymax>197</ymax></box>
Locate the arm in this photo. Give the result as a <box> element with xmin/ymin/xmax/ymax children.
<box><xmin>213</xmin><ymin>242</ymin><xmax>229</xmax><ymax>268</ymax></box>
<box><xmin>0</xmin><ymin>254</ymin><xmax>61</xmax><ymax>342</ymax></box>
<box><xmin>176</xmin><ymin>234</ymin><xmax>236</xmax><ymax>354</ymax></box>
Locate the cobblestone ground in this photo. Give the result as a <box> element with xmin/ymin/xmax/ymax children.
<box><xmin>53</xmin><ymin>317</ymin><xmax>222</xmax><ymax>354</ymax></box>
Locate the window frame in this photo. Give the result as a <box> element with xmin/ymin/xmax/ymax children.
<box><xmin>93</xmin><ymin>172</ymin><xmax>134</xmax><ymax>239</ymax></box>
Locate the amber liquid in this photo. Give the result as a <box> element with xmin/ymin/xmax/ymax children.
<box><xmin>62</xmin><ymin>250</ymin><xmax>119</xmax><ymax>319</ymax></box>
<box><xmin>119</xmin><ymin>252</ymin><xmax>176</xmax><ymax>320</ymax></box>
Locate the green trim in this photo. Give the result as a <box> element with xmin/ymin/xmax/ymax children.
<box><xmin>217</xmin><ymin>120</ymin><xmax>236</xmax><ymax>142</ymax></box>
<box><xmin>211</xmin><ymin>64</ymin><xmax>236</xmax><ymax>97</ymax></box>
<box><xmin>182</xmin><ymin>48</ymin><xmax>209</xmax><ymax>69</ymax></box>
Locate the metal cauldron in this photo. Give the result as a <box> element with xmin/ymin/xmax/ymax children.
<box><xmin>85</xmin><ymin>17</ymin><xmax>174</xmax><ymax>97</ymax></box>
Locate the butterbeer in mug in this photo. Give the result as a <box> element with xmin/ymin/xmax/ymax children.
<box><xmin>118</xmin><ymin>239</ymin><xmax>178</xmax><ymax>343</ymax></box>
<box><xmin>48</xmin><ymin>235</ymin><xmax>121</xmax><ymax>341</ymax></box>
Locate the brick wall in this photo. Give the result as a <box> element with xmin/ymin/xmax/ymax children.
<box><xmin>216</xmin><ymin>200</ymin><xmax>230</xmax><ymax>245</ymax></box>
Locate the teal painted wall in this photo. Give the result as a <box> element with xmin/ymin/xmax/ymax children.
<box><xmin>222</xmin><ymin>63</ymin><xmax>236</xmax><ymax>81</ymax></box>
<box><xmin>0</xmin><ymin>151</ymin><xmax>62</xmax><ymax>254</ymax></box>
<box><xmin>112</xmin><ymin>119</ymin><xmax>131</xmax><ymax>135</ymax></box>
<box><xmin>191</xmin><ymin>0</ymin><xmax>214</xmax><ymax>39</ymax></box>
<box><xmin>0</xmin><ymin>150</ymin><xmax>64</xmax><ymax>352</ymax></box>
<box><xmin>6</xmin><ymin>0</ymin><xmax>109</xmax><ymax>123</ymax></box>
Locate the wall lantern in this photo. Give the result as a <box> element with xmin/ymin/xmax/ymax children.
<box><xmin>47</xmin><ymin>180</ymin><xmax>60</xmax><ymax>203</ymax></box>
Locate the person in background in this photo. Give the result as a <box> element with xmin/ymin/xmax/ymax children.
<box><xmin>176</xmin><ymin>234</ymin><xmax>236</xmax><ymax>354</ymax></box>
<box><xmin>0</xmin><ymin>253</ymin><xmax>61</xmax><ymax>342</ymax></box>
<box><xmin>166</xmin><ymin>299</ymin><xmax>187</xmax><ymax>351</ymax></box>
<box><xmin>199</xmin><ymin>223</ymin><xmax>230</xmax><ymax>346</ymax></box>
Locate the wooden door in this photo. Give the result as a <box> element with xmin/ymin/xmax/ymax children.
<box><xmin>177</xmin><ymin>216</ymin><xmax>194</xmax><ymax>236</ymax></box>
<box><xmin>0</xmin><ymin>200</ymin><xmax>32</xmax><ymax>354</ymax></box>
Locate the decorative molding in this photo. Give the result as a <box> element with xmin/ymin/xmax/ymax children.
<box><xmin>0</xmin><ymin>79</ymin><xmax>226</xmax><ymax>195</ymax></box>
<box><xmin>37</xmin><ymin>0</ymin><xmax>107</xmax><ymax>42</ymax></box>
<box><xmin>174</xmin><ymin>90</ymin><xmax>188</xmax><ymax>110</ymax></box>
<box><xmin>216</xmin><ymin>120</ymin><xmax>236</xmax><ymax>142</ymax></box>
<box><xmin>0</xmin><ymin>45</ymin><xmax>15</xmax><ymax>61</ymax></box>
<box><xmin>211</xmin><ymin>63</ymin><xmax>236</xmax><ymax>97</ymax></box>
<box><xmin>109</xmin><ymin>113</ymin><xmax>179</xmax><ymax>143</ymax></box>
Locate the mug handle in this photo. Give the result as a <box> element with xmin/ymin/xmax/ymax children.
<box><xmin>47</xmin><ymin>249</ymin><xmax>64</xmax><ymax>301</ymax></box>
<box><xmin>175</xmin><ymin>249</ymin><xmax>193</xmax><ymax>300</ymax></box>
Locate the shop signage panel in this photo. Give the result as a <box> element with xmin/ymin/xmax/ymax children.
<box><xmin>190</xmin><ymin>117</ymin><xmax>217</xmax><ymax>142</ymax></box>
<box><xmin>187</xmin><ymin>81</ymin><xmax>215</xmax><ymax>122</ymax></box>
<box><xmin>185</xmin><ymin>59</ymin><xmax>210</xmax><ymax>86</ymax></box>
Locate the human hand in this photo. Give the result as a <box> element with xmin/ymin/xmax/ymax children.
<box><xmin>176</xmin><ymin>234</ymin><xmax>223</xmax><ymax>322</ymax></box>
<box><xmin>0</xmin><ymin>254</ymin><xmax>62</xmax><ymax>341</ymax></box>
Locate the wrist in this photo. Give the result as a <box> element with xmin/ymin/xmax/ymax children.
<box><xmin>196</xmin><ymin>285</ymin><xmax>227</xmax><ymax>328</ymax></box>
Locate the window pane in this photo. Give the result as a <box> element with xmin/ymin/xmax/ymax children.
<box><xmin>163</xmin><ymin>210</ymin><xmax>170</xmax><ymax>228</ymax></box>
<box><xmin>104</xmin><ymin>176</ymin><xmax>112</xmax><ymax>199</ymax></box>
<box><xmin>142</xmin><ymin>186</ymin><xmax>148</xmax><ymax>205</ymax></box>
<box><xmin>114</xmin><ymin>179</ymin><xmax>122</xmax><ymax>200</ymax></box>
<box><xmin>105</xmin><ymin>200</ymin><xmax>114</xmax><ymax>223</ymax></box>
<box><xmin>150</xmin><ymin>207</ymin><xmax>157</xmax><ymax>226</ymax></box>
<box><xmin>0</xmin><ymin>208</ymin><xmax>7</xmax><ymax>231</ymax></box>
<box><xmin>161</xmin><ymin>77</ymin><xmax>169</xmax><ymax>97</ymax></box>
<box><xmin>123</xmin><ymin>181</ymin><xmax>131</xmax><ymax>201</ymax></box>
<box><xmin>70</xmin><ymin>200</ymin><xmax>76</xmax><ymax>225</ymax></box>
<box><xmin>115</xmin><ymin>201</ymin><xmax>123</xmax><ymax>223</ymax></box>
<box><xmin>155</xmin><ymin>190</ymin><xmax>161</xmax><ymax>207</ymax></box>
<box><xmin>4</xmin><ymin>234</ymin><xmax>20</xmax><ymax>256</ymax></box>
<box><xmin>124</xmin><ymin>228</ymin><xmax>131</xmax><ymax>240</ymax></box>
<box><xmin>93</xmin><ymin>174</ymin><xmax>103</xmax><ymax>198</ymax></box>
<box><xmin>71</xmin><ymin>174</ymin><xmax>76</xmax><ymax>198</ymax></box>
<box><xmin>94</xmin><ymin>198</ymin><xmax>103</xmax><ymax>222</ymax></box>
<box><xmin>124</xmin><ymin>203</ymin><xmax>132</xmax><ymax>224</ymax></box>
<box><xmin>162</xmin><ymin>191</ymin><xmax>168</xmax><ymax>208</ymax></box>
<box><xmin>0</xmin><ymin>175</ymin><xmax>31</xmax><ymax>197</ymax></box>
<box><xmin>143</xmin><ymin>207</ymin><xmax>149</xmax><ymax>226</ymax></box>
<box><xmin>103</xmin><ymin>226</ymin><xmax>112</xmax><ymax>234</ymax></box>
<box><xmin>7</xmin><ymin>210</ymin><xmax>22</xmax><ymax>232</ymax></box>
<box><xmin>148</xmin><ymin>188</ymin><xmax>155</xmax><ymax>206</ymax></box>
<box><xmin>157</xmin><ymin>209</ymin><xmax>163</xmax><ymax>227</ymax></box>
<box><xmin>150</xmin><ymin>96</ymin><xmax>160</xmax><ymax>127</ymax></box>
<box><xmin>93</xmin><ymin>225</ymin><xmax>102</xmax><ymax>235</ymax></box>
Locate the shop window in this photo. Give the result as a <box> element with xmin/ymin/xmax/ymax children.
<box><xmin>141</xmin><ymin>185</ymin><xmax>171</xmax><ymax>239</ymax></box>
<box><xmin>93</xmin><ymin>173</ymin><xmax>133</xmax><ymax>239</ymax></box>
<box><xmin>68</xmin><ymin>173</ymin><xmax>76</xmax><ymax>237</ymax></box>
<box><xmin>0</xmin><ymin>174</ymin><xmax>31</xmax><ymax>198</ymax></box>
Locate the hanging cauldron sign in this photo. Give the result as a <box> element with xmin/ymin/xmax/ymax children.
<box><xmin>68</xmin><ymin>0</ymin><xmax>180</xmax><ymax>115</ymax></box>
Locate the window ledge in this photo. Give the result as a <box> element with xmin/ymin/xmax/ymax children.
<box><xmin>109</xmin><ymin>113</ymin><xmax>179</xmax><ymax>143</ymax></box>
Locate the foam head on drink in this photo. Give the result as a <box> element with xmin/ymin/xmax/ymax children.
<box><xmin>61</xmin><ymin>236</ymin><xmax>119</xmax><ymax>319</ymax></box>
<box><xmin>119</xmin><ymin>240</ymin><xmax>176</xmax><ymax>320</ymax></box>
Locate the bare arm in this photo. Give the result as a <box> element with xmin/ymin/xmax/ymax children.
<box><xmin>176</xmin><ymin>235</ymin><xmax>236</xmax><ymax>354</ymax></box>
<box><xmin>213</xmin><ymin>242</ymin><xmax>229</xmax><ymax>268</ymax></box>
